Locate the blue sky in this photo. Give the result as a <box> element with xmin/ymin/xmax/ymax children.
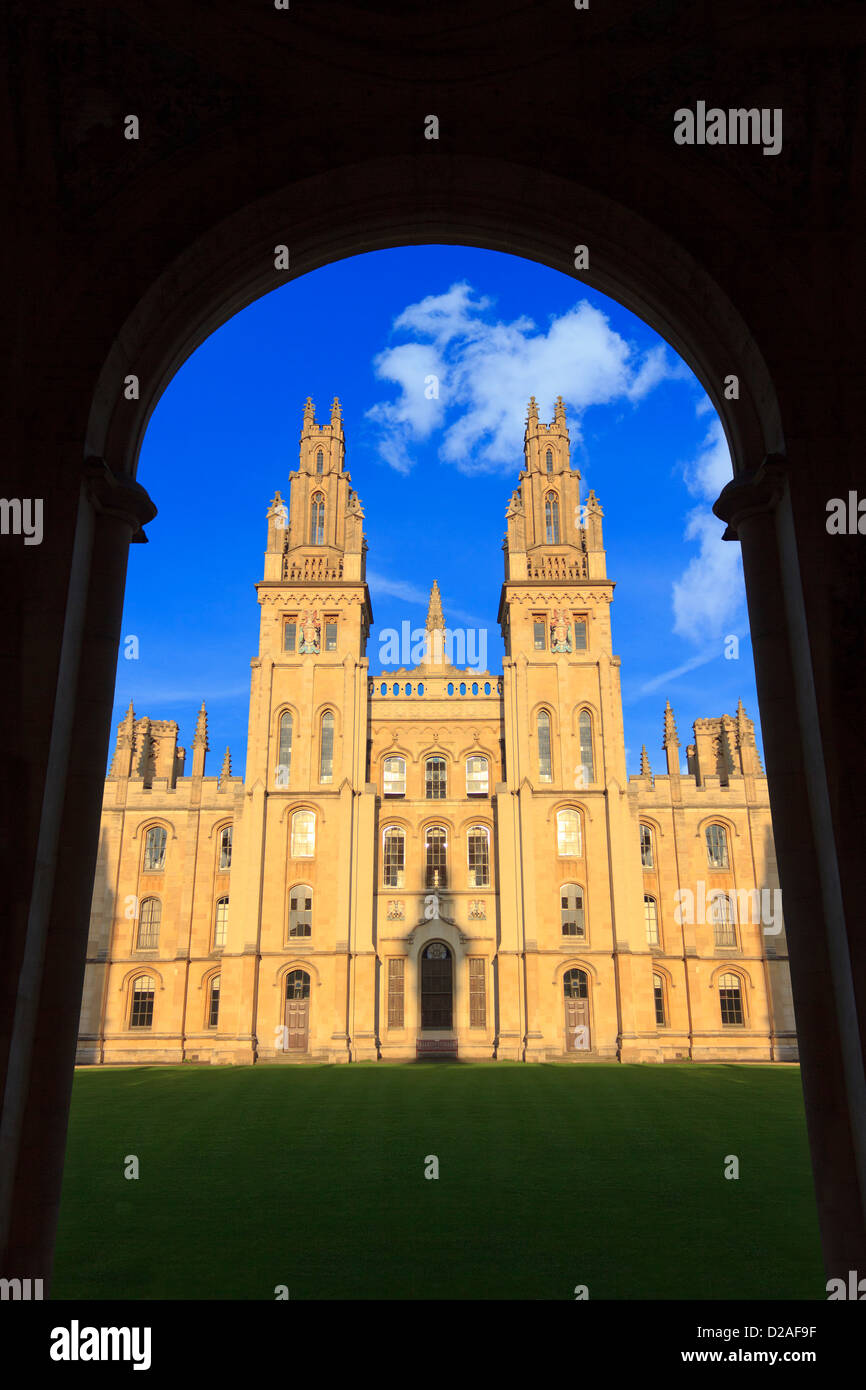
<box><xmin>114</xmin><ymin>244</ymin><xmax>762</xmax><ymax>779</ymax></box>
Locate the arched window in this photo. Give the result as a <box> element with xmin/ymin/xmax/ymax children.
<box><xmin>639</xmin><ymin>823</ymin><xmax>653</xmax><ymax>869</ymax></box>
<box><xmin>291</xmin><ymin>810</ymin><xmax>315</xmax><ymax>858</ymax></box>
<box><xmin>537</xmin><ymin>710</ymin><xmax>552</xmax><ymax>781</ymax></box>
<box><xmin>143</xmin><ymin>825</ymin><xmax>166</xmax><ymax>871</ymax></box>
<box><xmin>706</xmin><ymin>823</ymin><xmax>729</xmax><ymax>869</ymax></box>
<box><xmin>644</xmin><ymin>894</ymin><xmax>659</xmax><ymax>946</ymax></box>
<box><xmin>718</xmin><ymin>972</ymin><xmax>744</xmax><ymax>1025</ymax></box>
<box><xmin>560</xmin><ymin>883</ymin><xmax>585</xmax><ymax>938</ymax></box>
<box><xmin>214</xmin><ymin>896</ymin><xmax>229</xmax><ymax>949</ymax></box>
<box><xmin>545</xmin><ymin>491</ymin><xmax>560</xmax><ymax>544</ymax></box>
<box><xmin>578</xmin><ymin>709</ymin><xmax>594</xmax><ymax>785</ymax></box>
<box><xmin>130</xmin><ymin>975</ymin><xmax>155</xmax><ymax>1028</ymax></box>
<box><xmin>208</xmin><ymin>975</ymin><xmax>221</xmax><ymax>1028</ymax></box>
<box><xmin>653</xmin><ymin>973</ymin><xmax>667</xmax><ymax>1027</ymax></box>
<box><xmin>563</xmin><ymin>968</ymin><xmax>588</xmax><ymax>999</ymax></box>
<box><xmin>276</xmin><ymin>711</ymin><xmax>293</xmax><ymax>786</ymax></box>
<box><xmin>383</xmin><ymin>755</ymin><xmax>406</xmax><ymax>796</ymax></box>
<box><xmin>289</xmin><ymin>885</ymin><xmax>312</xmax><ymax>936</ymax></box>
<box><xmin>319</xmin><ymin>710</ymin><xmax>335</xmax><ymax>782</ymax></box>
<box><xmin>310</xmin><ymin>492</ymin><xmax>325</xmax><ymax>545</ymax></box>
<box><xmin>711</xmin><ymin>891</ymin><xmax>737</xmax><ymax>947</ymax></box>
<box><xmin>219</xmin><ymin>825</ymin><xmax>232</xmax><ymax>870</ymax></box>
<box><xmin>557</xmin><ymin>808</ymin><xmax>582</xmax><ymax>857</ymax></box>
<box><xmin>286</xmin><ymin>969</ymin><xmax>311</xmax><ymax>1000</ymax></box>
<box><xmin>545</xmin><ymin>448</ymin><xmax>553</xmax><ymax>474</ymax></box>
<box><xmin>425</xmin><ymin>757</ymin><xmax>447</xmax><ymax>799</ymax></box>
<box><xmin>316</xmin><ymin>449</ymin><xmax>324</xmax><ymax>474</ymax></box>
<box><xmin>466</xmin><ymin>756</ymin><xmax>489</xmax><ymax>796</ymax></box>
<box><xmin>383</xmin><ymin>828</ymin><xmax>405</xmax><ymax>888</ymax></box>
<box><xmin>137</xmin><ymin>898</ymin><xmax>161</xmax><ymax>950</ymax></box>
<box><xmin>425</xmin><ymin>826</ymin><xmax>447</xmax><ymax>889</ymax></box>
<box><xmin>467</xmin><ymin>826</ymin><xmax>490</xmax><ymax>887</ymax></box>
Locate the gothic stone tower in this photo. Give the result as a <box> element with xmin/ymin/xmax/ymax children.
<box><xmin>215</xmin><ymin>397</ymin><xmax>377</xmax><ymax>1062</ymax></box>
<box><xmin>496</xmin><ymin>395</ymin><xmax>643</xmax><ymax>1059</ymax></box>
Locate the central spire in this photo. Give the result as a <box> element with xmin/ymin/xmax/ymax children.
<box><xmin>425</xmin><ymin>580</ymin><xmax>446</xmax><ymax>665</ymax></box>
<box><xmin>426</xmin><ymin>579</ymin><xmax>444</xmax><ymax>631</ymax></box>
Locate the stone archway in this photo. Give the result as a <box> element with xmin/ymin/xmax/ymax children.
<box><xmin>3</xmin><ymin>9</ymin><xmax>864</xmax><ymax>1290</ymax></box>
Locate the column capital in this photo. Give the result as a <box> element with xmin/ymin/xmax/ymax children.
<box><xmin>713</xmin><ymin>453</ymin><xmax>788</xmax><ymax>541</ymax></box>
<box><xmin>83</xmin><ymin>457</ymin><xmax>157</xmax><ymax>542</ymax></box>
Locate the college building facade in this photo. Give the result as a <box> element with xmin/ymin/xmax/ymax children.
<box><xmin>76</xmin><ymin>397</ymin><xmax>797</xmax><ymax>1065</ymax></box>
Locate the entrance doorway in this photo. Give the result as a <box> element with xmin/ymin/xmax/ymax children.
<box><xmin>284</xmin><ymin>969</ymin><xmax>311</xmax><ymax>1051</ymax></box>
<box><xmin>564</xmin><ymin>968</ymin><xmax>591</xmax><ymax>1052</ymax></box>
<box><xmin>421</xmin><ymin>943</ymin><xmax>453</xmax><ymax>1029</ymax></box>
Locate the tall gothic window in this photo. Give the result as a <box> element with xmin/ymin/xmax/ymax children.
<box><xmin>719</xmin><ymin>973</ymin><xmax>744</xmax><ymax>1025</ymax></box>
<box><xmin>316</xmin><ymin>449</ymin><xmax>324</xmax><ymax>474</ymax></box>
<box><xmin>214</xmin><ymin>897</ymin><xmax>229</xmax><ymax>949</ymax></box>
<box><xmin>143</xmin><ymin>825</ymin><xmax>166</xmax><ymax>872</ymax></box>
<box><xmin>276</xmin><ymin>712</ymin><xmax>293</xmax><ymax>786</ymax></box>
<box><xmin>644</xmin><ymin>895</ymin><xmax>659</xmax><ymax>946</ymax></box>
<box><xmin>546</xmin><ymin>448</ymin><xmax>553</xmax><ymax>474</ymax></box>
<box><xmin>712</xmin><ymin>892</ymin><xmax>737</xmax><ymax>947</ymax></box>
<box><xmin>706</xmin><ymin>823</ymin><xmax>730</xmax><ymax>869</ymax></box>
<box><xmin>640</xmin><ymin>824</ymin><xmax>654</xmax><ymax>869</ymax></box>
<box><xmin>466</xmin><ymin>756</ymin><xmax>489</xmax><ymax>796</ymax></box>
<box><xmin>557</xmin><ymin>809</ymin><xmax>582</xmax><ymax>857</ymax></box>
<box><xmin>208</xmin><ymin>975</ymin><xmax>221</xmax><ymax>1028</ymax></box>
<box><xmin>560</xmin><ymin>883</ymin><xmax>585</xmax><ymax>937</ymax></box>
<box><xmin>319</xmin><ymin>710</ymin><xmax>335</xmax><ymax>782</ymax></box>
<box><xmin>383</xmin><ymin>756</ymin><xmax>406</xmax><ymax>796</ymax></box>
<box><xmin>653</xmin><ymin>973</ymin><xmax>667</xmax><ymax>1027</ymax></box>
<box><xmin>467</xmin><ymin>826</ymin><xmax>490</xmax><ymax>887</ymax></box>
<box><xmin>383</xmin><ymin>827</ymin><xmax>405</xmax><ymax>888</ymax></box>
<box><xmin>129</xmin><ymin>976</ymin><xmax>155</xmax><ymax>1029</ymax></box>
<box><xmin>425</xmin><ymin>827</ymin><xmax>447</xmax><ymax>889</ymax></box>
<box><xmin>545</xmin><ymin>492</ymin><xmax>560</xmax><ymax>544</ymax></box>
<box><xmin>578</xmin><ymin>710</ymin><xmax>595</xmax><ymax>785</ymax></box>
<box><xmin>219</xmin><ymin>825</ymin><xmax>232</xmax><ymax>870</ymax></box>
<box><xmin>425</xmin><ymin>757</ymin><xmax>447</xmax><ymax>799</ymax></box>
<box><xmin>310</xmin><ymin>492</ymin><xmax>325</xmax><ymax>545</ymax></box>
<box><xmin>289</xmin><ymin>885</ymin><xmax>312</xmax><ymax>937</ymax></box>
<box><xmin>291</xmin><ymin>810</ymin><xmax>315</xmax><ymax>858</ymax></box>
<box><xmin>137</xmin><ymin>898</ymin><xmax>161</xmax><ymax>950</ymax></box>
<box><xmin>537</xmin><ymin>710</ymin><xmax>552</xmax><ymax>782</ymax></box>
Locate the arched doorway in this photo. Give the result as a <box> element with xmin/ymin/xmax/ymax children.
<box><xmin>564</xmin><ymin>968</ymin><xmax>591</xmax><ymax>1052</ymax></box>
<box><xmin>284</xmin><ymin>970</ymin><xmax>311</xmax><ymax>1052</ymax></box>
<box><xmin>421</xmin><ymin>943</ymin><xmax>453</xmax><ymax>1029</ymax></box>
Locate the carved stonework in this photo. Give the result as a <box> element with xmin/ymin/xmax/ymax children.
<box><xmin>550</xmin><ymin>608</ymin><xmax>573</xmax><ymax>653</ymax></box>
<box><xmin>298</xmin><ymin>609</ymin><xmax>320</xmax><ymax>653</ymax></box>
<box><xmin>468</xmin><ymin>899</ymin><xmax>486</xmax><ymax>920</ymax></box>
<box><xmin>386</xmin><ymin>900</ymin><xmax>404</xmax><ymax>921</ymax></box>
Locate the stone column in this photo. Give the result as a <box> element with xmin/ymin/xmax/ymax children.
<box><xmin>714</xmin><ymin>455</ymin><xmax>866</xmax><ymax>1276</ymax></box>
<box><xmin>0</xmin><ymin>459</ymin><xmax>156</xmax><ymax>1287</ymax></box>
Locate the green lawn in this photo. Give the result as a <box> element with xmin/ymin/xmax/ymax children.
<box><xmin>53</xmin><ymin>1063</ymin><xmax>824</xmax><ymax>1300</ymax></box>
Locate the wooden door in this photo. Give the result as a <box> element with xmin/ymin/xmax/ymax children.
<box><xmin>285</xmin><ymin>970</ymin><xmax>310</xmax><ymax>1051</ymax></box>
<box><xmin>421</xmin><ymin>944</ymin><xmax>453</xmax><ymax>1028</ymax></box>
<box><xmin>564</xmin><ymin>969</ymin><xmax>590</xmax><ymax>1051</ymax></box>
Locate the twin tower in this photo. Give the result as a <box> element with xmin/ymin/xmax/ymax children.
<box><xmin>78</xmin><ymin>397</ymin><xmax>793</xmax><ymax>1066</ymax></box>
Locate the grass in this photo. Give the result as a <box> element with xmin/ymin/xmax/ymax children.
<box><xmin>53</xmin><ymin>1063</ymin><xmax>824</xmax><ymax>1300</ymax></box>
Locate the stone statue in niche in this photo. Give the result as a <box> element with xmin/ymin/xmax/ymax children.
<box><xmin>550</xmin><ymin>608</ymin><xmax>573</xmax><ymax>654</ymax></box>
<box><xmin>298</xmin><ymin>609</ymin><xmax>320</xmax><ymax>654</ymax></box>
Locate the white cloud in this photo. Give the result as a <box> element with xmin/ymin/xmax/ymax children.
<box><xmin>671</xmin><ymin>417</ymin><xmax>744</xmax><ymax>644</ymax></box>
<box><xmin>366</xmin><ymin>570</ymin><xmax>430</xmax><ymax>605</ymax></box>
<box><xmin>367</xmin><ymin>285</ymin><xmax>681</xmax><ymax>475</ymax></box>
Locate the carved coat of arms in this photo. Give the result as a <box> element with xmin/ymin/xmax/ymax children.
<box><xmin>550</xmin><ymin>608</ymin><xmax>573</xmax><ymax>654</ymax></box>
<box><xmin>298</xmin><ymin>609</ymin><xmax>320</xmax><ymax>654</ymax></box>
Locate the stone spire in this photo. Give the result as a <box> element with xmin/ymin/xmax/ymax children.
<box><xmin>330</xmin><ymin>395</ymin><xmax>342</xmax><ymax>423</ymax></box>
<box><xmin>426</xmin><ymin>580</ymin><xmax>444</xmax><ymax>631</ymax></box>
<box><xmin>109</xmin><ymin>700</ymin><xmax>136</xmax><ymax>777</ymax></box>
<box><xmin>192</xmin><ymin>701</ymin><xmax>209</xmax><ymax>779</ymax></box>
<box><xmin>640</xmin><ymin>745</ymin><xmax>652</xmax><ymax>777</ymax></box>
<box><xmin>303</xmin><ymin>396</ymin><xmax>315</xmax><ymax>427</ymax></box>
<box><xmin>425</xmin><ymin>580</ymin><xmax>447</xmax><ymax>666</ymax></box>
<box><xmin>554</xmin><ymin>394</ymin><xmax>567</xmax><ymax>426</ymax></box>
<box><xmin>219</xmin><ymin>746</ymin><xmax>232</xmax><ymax>787</ymax></box>
<box><xmin>663</xmin><ymin>700</ymin><xmax>680</xmax><ymax>777</ymax></box>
